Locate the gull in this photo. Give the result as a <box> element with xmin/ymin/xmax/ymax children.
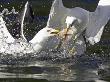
<box><xmin>29</xmin><ymin>27</ymin><xmax>59</xmax><ymax>52</ymax></box>
<box><xmin>0</xmin><ymin>2</ymin><xmax>59</xmax><ymax>54</ymax></box>
<box><xmin>0</xmin><ymin>16</ymin><xmax>59</xmax><ymax>54</ymax></box>
<box><xmin>46</xmin><ymin>0</ymin><xmax>110</xmax><ymax>55</ymax></box>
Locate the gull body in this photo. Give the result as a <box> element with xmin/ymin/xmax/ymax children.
<box><xmin>29</xmin><ymin>27</ymin><xmax>59</xmax><ymax>52</ymax></box>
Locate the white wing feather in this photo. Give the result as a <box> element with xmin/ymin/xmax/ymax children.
<box><xmin>20</xmin><ymin>1</ymin><xmax>29</xmax><ymax>41</ymax></box>
<box><xmin>0</xmin><ymin>16</ymin><xmax>15</xmax><ymax>43</ymax></box>
<box><xmin>86</xmin><ymin>0</ymin><xmax>110</xmax><ymax>45</ymax></box>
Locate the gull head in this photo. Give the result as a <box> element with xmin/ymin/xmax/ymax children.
<box><xmin>29</xmin><ymin>27</ymin><xmax>60</xmax><ymax>44</ymax></box>
<box><xmin>58</xmin><ymin>16</ymin><xmax>78</xmax><ymax>39</ymax></box>
<box><xmin>39</xmin><ymin>27</ymin><xmax>60</xmax><ymax>37</ymax></box>
<box><xmin>65</xmin><ymin>16</ymin><xmax>77</xmax><ymax>28</ymax></box>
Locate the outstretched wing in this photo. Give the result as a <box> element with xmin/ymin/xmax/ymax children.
<box><xmin>0</xmin><ymin>16</ymin><xmax>15</xmax><ymax>43</ymax></box>
<box><xmin>46</xmin><ymin>0</ymin><xmax>67</xmax><ymax>29</ymax></box>
<box><xmin>20</xmin><ymin>1</ymin><xmax>34</xmax><ymax>40</ymax></box>
<box><xmin>12</xmin><ymin>1</ymin><xmax>34</xmax><ymax>41</ymax></box>
<box><xmin>86</xmin><ymin>0</ymin><xmax>110</xmax><ymax>45</ymax></box>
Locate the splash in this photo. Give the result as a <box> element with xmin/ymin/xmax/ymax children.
<box><xmin>0</xmin><ymin>7</ymin><xmax>18</xmax><ymax>16</ymax></box>
<box><xmin>0</xmin><ymin>8</ymin><xmax>76</xmax><ymax>64</ymax></box>
<box><xmin>0</xmin><ymin>8</ymin><xmax>35</xmax><ymax>56</ymax></box>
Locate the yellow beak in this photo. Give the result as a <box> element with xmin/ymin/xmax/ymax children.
<box><xmin>50</xmin><ymin>29</ymin><xmax>60</xmax><ymax>35</ymax></box>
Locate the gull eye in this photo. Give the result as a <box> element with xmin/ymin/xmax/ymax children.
<box><xmin>70</xmin><ymin>19</ymin><xmax>77</xmax><ymax>27</ymax></box>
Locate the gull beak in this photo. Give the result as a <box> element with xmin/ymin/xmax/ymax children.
<box><xmin>58</xmin><ymin>28</ymin><xmax>74</xmax><ymax>39</ymax></box>
<box><xmin>63</xmin><ymin>28</ymin><xmax>68</xmax><ymax>32</ymax></box>
<box><xmin>62</xmin><ymin>28</ymin><xmax>73</xmax><ymax>35</ymax></box>
<box><xmin>50</xmin><ymin>29</ymin><xmax>60</xmax><ymax>35</ymax></box>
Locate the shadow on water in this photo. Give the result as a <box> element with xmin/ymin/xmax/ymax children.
<box><xmin>0</xmin><ymin>0</ymin><xmax>110</xmax><ymax>82</ymax></box>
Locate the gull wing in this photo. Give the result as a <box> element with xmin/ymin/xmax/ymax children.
<box><xmin>12</xmin><ymin>1</ymin><xmax>34</xmax><ymax>41</ymax></box>
<box><xmin>20</xmin><ymin>1</ymin><xmax>34</xmax><ymax>41</ymax></box>
<box><xmin>0</xmin><ymin>16</ymin><xmax>15</xmax><ymax>43</ymax></box>
<box><xmin>46</xmin><ymin>0</ymin><xmax>67</xmax><ymax>29</ymax></box>
<box><xmin>47</xmin><ymin>0</ymin><xmax>89</xmax><ymax>34</ymax></box>
<box><xmin>86</xmin><ymin>0</ymin><xmax>110</xmax><ymax>45</ymax></box>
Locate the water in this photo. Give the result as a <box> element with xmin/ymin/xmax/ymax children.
<box><xmin>0</xmin><ymin>0</ymin><xmax>110</xmax><ymax>82</ymax></box>
<box><xmin>0</xmin><ymin>52</ymin><xmax>110</xmax><ymax>82</ymax></box>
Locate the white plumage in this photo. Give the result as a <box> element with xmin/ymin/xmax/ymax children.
<box><xmin>0</xmin><ymin>16</ymin><xmax>15</xmax><ymax>43</ymax></box>
<box><xmin>0</xmin><ymin>2</ymin><xmax>59</xmax><ymax>54</ymax></box>
<box><xmin>98</xmin><ymin>0</ymin><xmax>110</xmax><ymax>6</ymax></box>
<box><xmin>29</xmin><ymin>27</ymin><xmax>59</xmax><ymax>51</ymax></box>
<box><xmin>0</xmin><ymin>16</ymin><xmax>59</xmax><ymax>54</ymax></box>
<box><xmin>0</xmin><ymin>0</ymin><xmax>110</xmax><ymax>55</ymax></box>
<box><xmin>46</xmin><ymin>0</ymin><xmax>110</xmax><ymax>55</ymax></box>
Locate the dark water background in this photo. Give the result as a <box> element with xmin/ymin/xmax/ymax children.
<box><xmin>0</xmin><ymin>0</ymin><xmax>110</xmax><ymax>82</ymax></box>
